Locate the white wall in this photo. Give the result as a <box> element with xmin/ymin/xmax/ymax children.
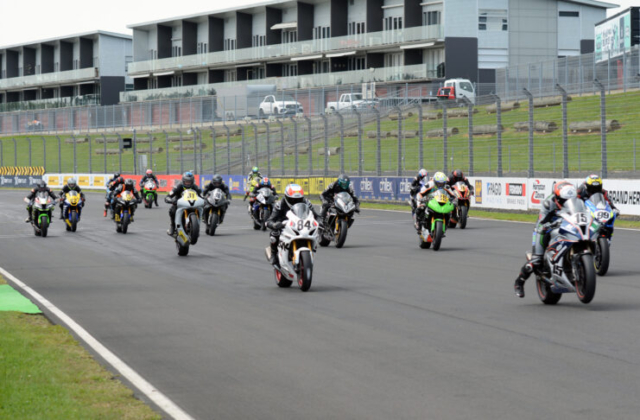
<box><xmin>348</xmin><ymin>0</ymin><xmax>367</xmax><ymax>24</ymax></box>
<box><xmin>282</xmin><ymin>7</ymin><xmax>297</xmax><ymax>23</ymax></box>
<box><xmin>314</xmin><ymin>1</ymin><xmax>331</xmax><ymax>27</ymax></box>
<box><xmin>172</xmin><ymin>25</ymin><xmax>182</xmax><ymax>50</ymax></box>
<box><xmin>98</xmin><ymin>35</ymin><xmax>132</xmax><ymax>77</ymax></box>
<box><xmin>224</xmin><ymin>16</ymin><xmax>237</xmax><ymax>39</ymax></box>
<box><xmin>253</xmin><ymin>11</ymin><xmax>266</xmax><ymax>36</ymax></box>
<box><xmin>444</xmin><ymin>0</ymin><xmax>477</xmax><ymax>38</ymax></box>
<box><xmin>383</xmin><ymin>0</ymin><xmax>404</xmax><ymax>19</ymax></box>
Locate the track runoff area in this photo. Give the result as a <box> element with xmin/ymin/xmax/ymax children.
<box><xmin>1</xmin><ymin>189</ymin><xmax>639</xmax><ymax>420</ymax></box>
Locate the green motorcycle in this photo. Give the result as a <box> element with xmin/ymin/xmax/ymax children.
<box><xmin>141</xmin><ymin>180</ymin><xmax>158</xmax><ymax>209</ymax></box>
<box><xmin>417</xmin><ymin>189</ymin><xmax>454</xmax><ymax>251</ymax></box>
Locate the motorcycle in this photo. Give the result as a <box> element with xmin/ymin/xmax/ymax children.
<box><xmin>170</xmin><ymin>189</ymin><xmax>205</xmax><ymax>256</ymax></box>
<box><xmin>141</xmin><ymin>180</ymin><xmax>158</xmax><ymax>209</ymax></box>
<box><xmin>585</xmin><ymin>193</ymin><xmax>616</xmax><ymax>276</ymax></box>
<box><xmin>25</xmin><ymin>192</ymin><xmax>54</xmax><ymax>237</ymax></box>
<box><xmin>62</xmin><ymin>191</ymin><xmax>82</xmax><ymax>232</ymax></box>
<box><xmin>114</xmin><ymin>190</ymin><xmax>137</xmax><ymax>234</ymax></box>
<box><xmin>250</xmin><ymin>187</ymin><xmax>276</xmax><ymax>230</ymax></box>
<box><xmin>319</xmin><ymin>192</ymin><xmax>357</xmax><ymax>248</ymax></box>
<box><xmin>417</xmin><ymin>189</ymin><xmax>454</xmax><ymax>251</ymax></box>
<box><xmin>204</xmin><ymin>188</ymin><xmax>229</xmax><ymax>236</ymax></box>
<box><xmin>449</xmin><ymin>182</ymin><xmax>471</xmax><ymax>229</ymax></box>
<box><xmin>532</xmin><ymin>198</ymin><xmax>598</xmax><ymax>305</ymax></box>
<box><xmin>265</xmin><ymin>202</ymin><xmax>319</xmax><ymax>292</ymax></box>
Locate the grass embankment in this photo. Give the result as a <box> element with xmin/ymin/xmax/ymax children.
<box><xmin>0</xmin><ymin>275</ymin><xmax>160</xmax><ymax>420</ymax></box>
<box><xmin>2</xmin><ymin>89</ymin><xmax>639</xmax><ymax>175</ymax></box>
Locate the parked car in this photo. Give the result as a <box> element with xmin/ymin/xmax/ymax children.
<box><xmin>326</xmin><ymin>93</ymin><xmax>377</xmax><ymax>112</ymax></box>
<box><xmin>258</xmin><ymin>95</ymin><xmax>303</xmax><ymax>118</ymax></box>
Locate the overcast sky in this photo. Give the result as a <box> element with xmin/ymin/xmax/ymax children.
<box><xmin>0</xmin><ymin>0</ymin><xmax>637</xmax><ymax>47</ymax></box>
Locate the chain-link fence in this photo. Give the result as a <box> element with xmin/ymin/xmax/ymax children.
<box><xmin>1</xmin><ymin>75</ymin><xmax>639</xmax><ymax>179</ymax></box>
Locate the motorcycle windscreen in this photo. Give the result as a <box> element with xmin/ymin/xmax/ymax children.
<box><xmin>290</xmin><ymin>203</ymin><xmax>311</xmax><ymax>220</ymax></box>
<box><xmin>562</xmin><ymin>197</ymin><xmax>587</xmax><ymax>215</ymax></box>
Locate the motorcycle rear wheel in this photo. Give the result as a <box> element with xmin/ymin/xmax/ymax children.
<box><xmin>335</xmin><ymin>220</ymin><xmax>348</xmax><ymax>248</ymax></box>
<box><xmin>177</xmin><ymin>242</ymin><xmax>190</xmax><ymax>256</ymax></box>
<box><xmin>189</xmin><ymin>213</ymin><xmax>200</xmax><ymax>245</ymax></box>
<box><xmin>275</xmin><ymin>269</ymin><xmax>292</xmax><ymax>288</ymax></box>
<box><xmin>575</xmin><ymin>254</ymin><xmax>597</xmax><ymax>304</ymax></box>
<box><xmin>418</xmin><ymin>232</ymin><xmax>431</xmax><ymax>249</ymax></box>
<box><xmin>432</xmin><ymin>221</ymin><xmax>443</xmax><ymax>251</ymax></box>
<box><xmin>298</xmin><ymin>251</ymin><xmax>313</xmax><ymax>292</ymax></box>
<box><xmin>536</xmin><ymin>278</ymin><xmax>562</xmax><ymax>305</ymax></box>
<box><xmin>594</xmin><ymin>237</ymin><xmax>610</xmax><ymax>276</ymax></box>
<box><xmin>460</xmin><ymin>206</ymin><xmax>469</xmax><ymax>229</ymax></box>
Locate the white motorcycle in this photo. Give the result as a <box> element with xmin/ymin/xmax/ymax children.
<box><xmin>265</xmin><ymin>203</ymin><xmax>319</xmax><ymax>292</ymax></box>
<box><xmin>204</xmin><ymin>188</ymin><xmax>230</xmax><ymax>236</ymax></box>
<box><xmin>170</xmin><ymin>189</ymin><xmax>205</xmax><ymax>256</ymax></box>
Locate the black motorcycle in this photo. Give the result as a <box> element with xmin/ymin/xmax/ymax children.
<box><xmin>319</xmin><ymin>192</ymin><xmax>357</xmax><ymax>248</ymax></box>
<box><xmin>204</xmin><ymin>188</ymin><xmax>230</xmax><ymax>236</ymax></box>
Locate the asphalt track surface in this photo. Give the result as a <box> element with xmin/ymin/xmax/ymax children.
<box><xmin>1</xmin><ymin>190</ymin><xmax>640</xmax><ymax>420</ymax></box>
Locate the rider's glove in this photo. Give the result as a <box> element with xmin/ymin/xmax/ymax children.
<box><xmin>276</xmin><ymin>222</ymin><xmax>285</xmax><ymax>230</ymax></box>
<box><xmin>613</xmin><ymin>209</ymin><xmax>620</xmax><ymax>217</ymax></box>
<box><xmin>137</xmin><ymin>198</ymin><xmax>142</xmax><ymax>204</ymax></box>
<box><xmin>164</xmin><ymin>196</ymin><xmax>174</xmax><ymax>204</ymax></box>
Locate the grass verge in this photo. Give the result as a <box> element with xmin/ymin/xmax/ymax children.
<box><xmin>0</xmin><ymin>276</ymin><xmax>161</xmax><ymax>420</ymax></box>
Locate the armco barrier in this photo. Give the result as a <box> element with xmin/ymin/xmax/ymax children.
<box><xmin>0</xmin><ymin>175</ymin><xmax>42</xmax><ymax>188</ymax></box>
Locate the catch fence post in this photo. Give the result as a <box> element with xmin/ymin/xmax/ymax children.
<box><xmin>149</xmin><ymin>132</ymin><xmax>154</xmax><ymax>173</ymax></box>
<box><xmin>102</xmin><ymin>134</ymin><xmax>107</xmax><ymax>173</ymax></box>
<box><xmin>411</xmin><ymin>104</ymin><xmax>423</xmax><ymax>170</ymax></box>
<box><xmin>290</xmin><ymin>116</ymin><xmax>299</xmax><ymax>176</ymax></box>
<box><xmin>354</xmin><ymin>109</ymin><xmax>363</xmax><ymax>176</ymax></box>
<box><xmin>177</xmin><ymin>129</ymin><xmax>184</xmax><ymax>174</ymax></box>
<box><xmin>372</xmin><ymin>108</ymin><xmax>381</xmax><ymax>176</ymax></box>
<box><xmin>262</xmin><ymin>121</ymin><xmax>271</xmax><ymax>177</ymax></box>
<box><xmin>212</xmin><ymin>127</ymin><xmax>217</xmax><ymax>174</ymax></box>
<box><xmin>224</xmin><ymin>124</ymin><xmax>231</xmax><ymax>176</ymax></box>
<box><xmin>13</xmin><ymin>138</ymin><xmax>17</xmax><ymax>166</ymax></box>
<box><xmin>463</xmin><ymin>97</ymin><xmax>474</xmax><ymax>176</ymax></box>
<box><xmin>239</xmin><ymin>124</ymin><xmax>246</xmax><ymax>177</ymax></box>
<box><xmin>556</xmin><ymin>84</ymin><xmax>569</xmax><ymax>178</ymax></box>
<box><xmin>88</xmin><ymin>136</ymin><xmax>92</xmax><ymax>174</ymax></box>
<box><xmin>337</xmin><ymin>112</ymin><xmax>345</xmax><ymax>174</ymax></box>
<box><xmin>394</xmin><ymin>106</ymin><xmax>403</xmax><ymax>177</ymax></box>
<box><xmin>55</xmin><ymin>136</ymin><xmax>61</xmax><ymax>173</ymax></box>
<box><xmin>71</xmin><ymin>135</ymin><xmax>77</xmax><ymax>173</ymax></box>
<box><xmin>0</xmin><ymin>140</ymin><xmax>3</xmax><ymax>167</ymax></box>
<box><xmin>276</xmin><ymin>119</ymin><xmax>285</xmax><ymax>176</ymax></box>
<box><xmin>304</xmin><ymin>116</ymin><xmax>312</xmax><ymax>176</ymax></box>
<box><xmin>133</xmin><ymin>129</ymin><xmax>138</xmax><ymax>175</ymax></box>
<box><xmin>27</xmin><ymin>137</ymin><xmax>32</xmax><ymax>167</ymax></box>
<box><xmin>321</xmin><ymin>114</ymin><xmax>329</xmax><ymax>176</ymax></box>
<box><xmin>491</xmin><ymin>94</ymin><xmax>503</xmax><ymax>177</ymax></box>
<box><xmin>594</xmin><ymin>79</ymin><xmax>607</xmax><ymax>179</ymax></box>
<box><xmin>116</xmin><ymin>133</ymin><xmax>123</xmax><ymax>174</ymax></box>
<box><xmin>250</xmin><ymin>122</ymin><xmax>259</xmax><ymax>170</ymax></box>
<box><xmin>442</xmin><ymin>103</ymin><xmax>448</xmax><ymax>173</ymax></box>
<box><xmin>522</xmin><ymin>89</ymin><xmax>534</xmax><ymax>178</ymax></box>
<box><xmin>192</xmin><ymin>128</ymin><xmax>198</xmax><ymax>174</ymax></box>
<box><xmin>163</xmin><ymin>131</ymin><xmax>170</xmax><ymax>174</ymax></box>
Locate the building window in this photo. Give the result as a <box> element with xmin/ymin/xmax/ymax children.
<box><xmin>559</xmin><ymin>11</ymin><xmax>579</xmax><ymax>17</ymax></box>
<box><xmin>172</xmin><ymin>46</ymin><xmax>182</xmax><ymax>57</ymax></box>
<box><xmin>348</xmin><ymin>56</ymin><xmax>366</xmax><ymax>71</ymax></box>
<box><xmin>224</xmin><ymin>69</ymin><xmax>237</xmax><ymax>82</ymax></box>
<box><xmin>282</xmin><ymin>30</ymin><xmax>297</xmax><ymax>44</ymax></box>
<box><xmin>478</xmin><ymin>10</ymin><xmax>508</xmax><ymax>31</ymax></box>
<box><xmin>252</xmin><ymin>35</ymin><xmax>266</xmax><ymax>47</ymax></box>
<box><xmin>348</xmin><ymin>22</ymin><xmax>366</xmax><ymax>36</ymax></box>
<box><xmin>224</xmin><ymin>39</ymin><xmax>236</xmax><ymax>51</ymax></box>
<box><xmin>197</xmin><ymin>42</ymin><xmax>209</xmax><ymax>54</ymax></box>
<box><xmin>423</xmin><ymin>11</ymin><xmax>440</xmax><ymax>26</ymax></box>
<box><xmin>282</xmin><ymin>63</ymin><xmax>298</xmax><ymax>77</ymax></box>
<box><xmin>313</xmin><ymin>59</ymin><xmax>331</xmax><ymax>74</ymax></box>
<box><xmin>313</xmin><ymin>26</ymin><xmax>331</xmax><ymax>40</ymax></box>
<box><xmin>384</xmin><ymin>16</ymin><xmax>403</xmax><ymax>31</ymax></box>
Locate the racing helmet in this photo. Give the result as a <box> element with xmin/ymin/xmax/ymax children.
<box><xmin>125</xmin><ymin>179</ymin><xmax>135</xmax><ymax>190</ymax></box>
<box><xmin>146</xmin><ymin>169</ymin><xmax>153</xmax><ymax>175</ymax></box>
<box><xmin>337</xmin><ymin>174</ymin><xmax>350</xmax><ymax>190</ymax></box>
<box><xmin>418</xmin><ymin>169</ymin><xmax>429</xmax><ymax>179</ymax></box>
<box><xmin>452</xmin><ymin>169</ymin><xmax>464</xmax><ymax>181</ymax></box>
<box><xmin>252</xmin><ymin>166</ymin><xmax>259</xmax><ymax>174</ymax></box>
<box><xmin>261</xmin><ymin>177</ymin><xmax>272</xmax><ymax>187</ymax></box>
<box><xmin>433</xmin><ymin>172</ymin><xmax>448</xmax><ymax>189</ymax></box>
<box><xmin>37</xmin><ymin>180</ymin><xmax>47</xmax><ymax>190</ymax></box>
<box><xmin>553</xmin><ymin>181</ymin><xmax>577</xmax><ymax>208</ymax></box>
<box><xmin>117</xmin><ymin>176</ymin><xmax>124</xmax><ymax>184</ymax></box>
<box><xmin>182</xmin><ymin>172</ymin><xmax>195</xmax><ymax>188</ymax></box>
<box><xmin>211</xmin><ymin>174</ymin><xmax>223</xmax><ymax>187</ymax></box>
<box><xmin>585</xmin><ymin>174</ymin><xmax>603</xmax><ymax>195</ymax></box>
<box><xmin>113</xmin><ymin>173</ymin><xmax>121</xmax><ymax>178</ymax></box>
<box><xmin>67</xmin><ymin>178</ymin><xmax>77</xmax><ymax>189</ymax></box>
<box><xmin>284</xmin><ymin>184</ymin><xmax>305</xmax><ymax>207</ymax></box>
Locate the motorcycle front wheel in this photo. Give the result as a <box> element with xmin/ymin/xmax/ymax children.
<box><xmin>189</xmin><ymin>213</ymin><xmax>200</xmax><ymax>245</ymax></box>
<box><xmin>594</xmin><ymin>237</ymin><xmax>610</xmax><ymax>276</ymax></box>
<box><xmin>432</xmin><ymin>220</ymin><xmax>444</xmax><ymax>251</ymax></box>
<box><xmin>460</xmin><ymin>205</ymin><xmax>469</xmax><ymax>229</ymax></box>
<box><xmin>575</xmin><ymin>254</ymin><xmax>596</xmax><ymax>304</ymax></box>
<box><xmin>121</xmin><ymin>212</ymin><xmax>130</xmax><ymax>234</ymax></box>
<box><xmin>70</xmin><ymin>210</ymin><xmax>78</xmax><ymax>232</ymax></box>
<box><xmin>335</xmin><ymin>219</ymin><xmax>348</xmax><ymax>248</ymax></box>
<box><xmin>298</xmin><ymin>251</ymin><xmax>313</xmax><ymax>292</ymax></box>
<box><xmin>209</xmin><ymin>213</ymin><xmax>219</xmax><ymax>236</ymax></box>
<box><xmin>262</xmin><ymin>208</ymin><xmax>270</xmax><ymax>231</ymax></box>
<box><xmin>40</xmin><ymin>217</ymin><xmax>49</xmax><ymax>238</ymax></box>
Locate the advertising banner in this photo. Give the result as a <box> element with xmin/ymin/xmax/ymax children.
<box><xmin>603</xmin><ymin>179</ymin><xmax>640</xmax><ymax>216</ymax></box>
<box><xmin>468</xmin><ymin>177</ymin><xmax>528</xmax><ymax>211</ymax></box>
<box><xmin>0</xmin><ymin>175</ymin><xmax>42</xmax><ymax>188</ymax></box>
<box><xmin>595</xmin><ymin>11</ymin><xmax>631</xmax><ymax>62</ymax></box>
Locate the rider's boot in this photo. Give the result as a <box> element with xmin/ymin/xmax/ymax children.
<box><xmin>269</xmin><ymin>241</ymin><xmax>279</xmax><ymax>267</ymax></box>
<box><xmin>154</xmin><ymin>196</ymin><xmax>159</xmax><ymax>207</ymax></box>
<box><xmin>167</xmin><ymin>220</ymin><xmax>176</xmax><ymax>236</ymax></box>
<box><xmin>514</xmin><ymin>255</ymin><xmax>541</xmax><ymax>298</ymax></box>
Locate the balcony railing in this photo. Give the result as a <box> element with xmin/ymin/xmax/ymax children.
<box><xmin>128</xmin><ymin>25</ymin><xmax>443</xmax><ymax>75</ymax></box>
<box><xmin>0</xmin><ymin>94</ymin><xmax>101</xmax><ymax>113</ymax></box>
<box><xmin>0</xmin><ymin>67</ymin><xmax>99</xmax><ymax>91</ymax></box>
<box><xmin>120</xmin><ymin>64</ymin><xmax>437</xmax><ymax>103</ymax></box>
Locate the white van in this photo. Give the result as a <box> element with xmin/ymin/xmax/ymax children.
<box><xmin>443</xmin><ymin>78</ymin><xmax>476</xmax><ymax>104</ymax></box>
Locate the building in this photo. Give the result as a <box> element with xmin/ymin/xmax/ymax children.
<box><xmin>0</xmin><ymin>31</ymin><xmax>133</xmax><ymax>111</ymax></box>
<box><xmin>123</xmin><ymin>0</ymin><xmax>616</xmax><ymax>103</ymax></box>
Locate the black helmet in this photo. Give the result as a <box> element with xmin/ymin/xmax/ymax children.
<box><xmin>125</xmin><ymin>179</ymin><xmax>135</xmax><ymax>189</ymax></box>
<box><xmin>182</xmin><ymin>172</ymin><xmax>195</xmax><ymax>188</ymax></box>
<box><xmin>452</xmin><ymin>169</ymin><xmax>464</xmax><ymax>181</ymax></box>
<box><xmin>113</xmin><ymin>173</ymin><xmax>121</xmax><ymax>178</ymax></box>
<box><xmin>37</xmin><ymin>180</ymin><xmax>47</xmax><ymax>190</ymax></box>
<box><xmin>211</xmin><ymin>174</ymin><xmax>223</xmax><ymax>187</ymax></box>
<box><xmin>337</xmin><ymin>174</ymin><xmax>350</xmax><ymax>190</ymax></box>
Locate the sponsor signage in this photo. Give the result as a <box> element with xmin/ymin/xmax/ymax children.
<box><xmin>604</xmin><ymin>179</ymin><xmax>640</xmax><ymax>216</ymax></box>
<box><xmin>474</xmin><ymin>180</ymin><xmax>482</xmax><ymax>204</ymax></box>
<box><xmin>0</xmin><ymin>175</ymin><xmax>41</xmax><ymax>188</ymax></box>
<box><xmin>595</xmin><ymin>11</ymin><xmax>631</xmax><ymax>63</ymax></box>
<box><xmin>1</xmin><ymin>175</ymin><xmax>15</xmax><ymax>187</ymax></box>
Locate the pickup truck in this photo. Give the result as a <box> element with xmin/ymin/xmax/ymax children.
<box><xmin>258</xmin><ymin>95</ymin><xmax>303</xmax><ymax>118</ymax></box>
<box><xmin>326</xmin><ymin>93</ymin><xmax>377</xmax><ymax>112</ymax></box>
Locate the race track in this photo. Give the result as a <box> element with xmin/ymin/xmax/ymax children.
<box><xmin>1</xmin><ymin>190</ymin><xmax>640</xmax><ymax>420</ymax></box>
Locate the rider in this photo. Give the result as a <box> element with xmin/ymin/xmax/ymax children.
<box><xmin>576</xmin><ymin>174</ymin><xmax>619</xmax><ymax>216</ymax></box>
<box><xmin>25</xmin><ymin>180</ymin><xmax>58</xmax><ymax>223</ymax></box>
<box><xmin>244</xmin><ymin>166</ymin><xmax>262</xmax><ymax>201</ymax></box>
<box><xmin>266</xmin><ymin>184</ymin><xmax>322</xmax><ymax>268</ymax></box>
<box><xmin>320</xmin><ymin>174</ymin><xmax>361</xmax><ymax>221</ymax></box>
<box><xmin>165</xmin><ymin>172</ymin><xmax>203</xmax><ymax>236</ymax></box>
<box><xmin>447</xmin><ymin>169</ymin><xmax>474</xmax><ymax>194</ymax></box>
<box><xmin>410</xmin><ymin>169</ymin><xmax>429</xmax><ymax>214</ymax></box>
<box><xmin>202</xmin><ymin>174</ymin><xmax>232</xmax><ymax>223</ymax></box>
<box><xmin>112</xmin><ymin>179</ymin><xmax>142</xmax><ymax>222</ymax></box>
<box><xmin>58</xmin><ymin>177</ymin><xmax>86</xmax><ymax>220</ymax></box>
<box><xmin>250</xmin><ymin>177</ymin><xmax>277</xmax><ymax>221</ymax></box>
<box><xmin>139</xmin><ymin>169</ymin><xmax>160</xmax><ymax>206</ymax></box>
<box><xmin>105</xmin><ymin>176</ymin><xmax>125</xmax><ymax>217</ymax></box>
<box><xmin>513</xmin><ymin>181</ymin><xmax>577</xmax><ymax>298</ymax></box>
<box><xmin>414</xmin><ymin>171</ymin><xmax>448</xmax><ymax>231</ymax></box>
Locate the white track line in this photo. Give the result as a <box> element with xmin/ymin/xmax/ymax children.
<box><xmin>0</xmin><ymin>266</ymin><xmax>196</xmax><ymax>420</ymax></box>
